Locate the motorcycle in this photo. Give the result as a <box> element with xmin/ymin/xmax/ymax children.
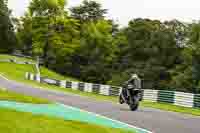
<box><xmin>119</xmin><ymin>84</ymin><xmax>142</xmax><ymax>111</ymax></box>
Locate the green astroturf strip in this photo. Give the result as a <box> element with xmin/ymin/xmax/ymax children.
<box><xmin>0</xmin><ymin>101</ymin><xmax>150</xmax><ymax>133</ymax></box>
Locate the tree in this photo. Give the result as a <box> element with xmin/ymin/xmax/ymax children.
<box><xmin>43</xmin><ymin>17</ymin><xmax>80</xmax><ymax>74</ymax></box>
<box><xmin>29</xmin><ymin>0</ymin><xmax>67</xmax><ymax>17</ymax></box>
<box><xmin>27</xmin><ymin>0</ymin><xmax>69</xmax><ymax>62</ymax></box>
<box><xmin>16</xmin><ymin>13</ymin><xmax>33</xmax><ymax>55</ymax></box>
<box><xmin>72</xmin><ymin>20</ymin><xmax>115</xmax><ymax>83</ymax></box>
<box><xmin>186</xmin><ymin>22</ymin><xmax>200</xmax><ymax>91</ymax></box>
<box><xmin>70</xmin><ymin>0</ymin><xmax>107</xmax><ymax>23</ymax></box>
<box><xmin>25</xmin><ymin>0</ymin><xmax>81</xmax><ymax>75</ymax></box>
<box><xmin>169</xmin><ymin>47</ymin><xmax>194</xmax><ymax>92</ymax></box>
<box><xmin>164</xmin><ymin>19</ymin><xmax>189</xmax><ymax>47</ymax></box>
<box><xmin>107</xmin><ymin>19</ymin><xmax>119</xmax><ymax>35</ymax></box>
<box><xmin>0</xmin><ymin>0</ymin><xmax>16</xmax><ymax>53</ymax></box>
<box><xmin>110</xmin><ymin>19</ymin><xmax>181</xmax><ymax>89</ymax></box>
<box><xmin>16</xmin><ymin>0</ymin><xmax>198</xmax><ymax>92</ymax></box>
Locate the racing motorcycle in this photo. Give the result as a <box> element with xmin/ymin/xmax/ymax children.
<box><xmin>119</xmin><ymin>83</ymin><xmax>142</xmax><ymax>111</ymax></box>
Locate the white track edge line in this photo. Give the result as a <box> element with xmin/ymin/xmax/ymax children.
<box><xmin>0</xmin><ymin>74</ymin><xmax>152</xmax><ymax>132</ymax></box>
<box><xmin>58</xmin><ymin>103</ymin><xmax>153</xmax><ymax>133</ymax></box>
<box><xmin>0</xmin><ymin>73</ymin><xmax>9</xmax><ymax>81</ymax></box>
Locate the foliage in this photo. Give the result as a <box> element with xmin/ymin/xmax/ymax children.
<box><xmin>70</xmin><ymin>0</ymin><xmax>107</xmax><ymax>22</ymax></box>
<box><xmin>16</xmin><ymin>13</ymin><xmax>33</xmax><ymax>55</ymax></box>
<box><xmin>73</xmin><ymin>20</ymin><xmax>115</xmax><ymax>83</ymax></box>
<box><xmin>110</xmin><ymin>19</ymin><xmax>182</xmax><ymax>89</ymax></box>
<box><xmin>29</xmin><ymin>0</ymin><xmax>67</xmax><ymax>16</ymax></box>
<box><xmin>13</xmin><ymin>0</ymin><xmax>200</xmax><ymax>93</ymax></box>
<box><xmin>23</xmin><ymin>0</ymin><xmax>81</xmax><ymax>74</ymax></box>
<box><xmin>0</xmin><ymin>0</ymin><xmax>16</xmax><ymax>53</ymax></box>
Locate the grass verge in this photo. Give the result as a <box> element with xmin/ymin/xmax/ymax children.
<box><xmin>0</xmin><ymin>62</ymin><xmax>78</xmax><ymax>81</ymax></box>
<box><xmin>141</xmin><ymin>101</ymin><xmax>200</xmax><ymax>116</ymax></box>
<box><xmin>0</xmin><ymin>108</ymin><xmax>133</xmax><ymax>133</ymax></box>
<box><xmin>0</xmin><ymin>55</ymin><xmax>134</xmax><ymax>133</ymax></box>
<box><xmin>40</xmin><ymin>66</ymin><xmax>79</xmax><ymax>81</ymax></box>
<box><xmin>6</xmin><ymin>76</ymin><xmax>200</xmax><ymax>116</ymax></box>
<box><xmin>0</xmin><ymin>88</ymin><xmax>49</xmax><ymax>104</ymax></box>
<box><xmin>0</xmin><ymin>55</ymin><xmax>199</xmax><ymax>116</ymax></box>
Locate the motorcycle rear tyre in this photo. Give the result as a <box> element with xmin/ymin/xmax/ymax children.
<box><xmin>129</xmin><ymin>103</ymin><xmax>139</xmax><ymax>111</ymax></box>
<box><xmin>129</xmin><ymin>96</ymin><xmax>139</xmax><ymax>111</ymax></box>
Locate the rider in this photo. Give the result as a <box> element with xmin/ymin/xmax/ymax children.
<box><xmin>125</xmin><ymin>74</ymin><xmax>141</xmax><ymax>90</ymax></box>
<box><xmin>120</xmin><ymin>74</ymin><xmax>142</xmax><ymax>104</ymax></box>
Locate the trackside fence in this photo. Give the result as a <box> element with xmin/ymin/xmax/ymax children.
<box><xmin>25</xmin><ymin>72</ymin><xmax>121</xmax><ymax>96</ymax></box>
<box><xmin>25</xmin><ymin>72</ymin><xmax>200</xmax><ymax>109</ymax></box>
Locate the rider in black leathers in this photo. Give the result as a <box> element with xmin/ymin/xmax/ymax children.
<box><xmin>120</xmin><ymin>74</ymin><xmax>142</xmax><ymax>103</ymax></box>
<box><xmin>125</xmin><ymin>74</ymin><xmax>141</xmax><ymax>89</ymax></box>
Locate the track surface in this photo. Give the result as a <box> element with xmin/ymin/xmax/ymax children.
<box><xmin>0</xmin><ymin>77</ymin><xmax>200</xmax><ymax>133</ymax></box>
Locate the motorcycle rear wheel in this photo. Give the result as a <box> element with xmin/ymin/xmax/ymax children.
<box><xmin>129</xmin><ymin>96</ymin><xmax>139</xmax><ymax>111</ymax></box>
<box><xmin>129</xmin><ymin>102</ymin><xmax>139</xmax><ymax>111</ymax></box>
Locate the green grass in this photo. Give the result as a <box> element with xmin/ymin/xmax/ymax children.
<box><xmin>9</xmin><ymin>77</ymin><xmax>200</xmax><ymax>116</ymax></box>
<box><xmin>40</xmin><ymin>66</ymin><xmax>79</xmax><ymax>81</ymax></box>
<box><xmin>0</xmin><ymin>62</ymin><xmax>78</xmax><ymax>81</ymax></box>
<box><xmin>0</xmin><ymin>62</ymin><xmax>36</xmax><ymax>80</ymax></box>
<box><xmin>0</xmin><ymin>55</ymin><xmax>114</xmax><ymax>102</ymax></box>
<box><xmin>0</xmin><ymin>55</ymin><xmax>134</xmax><ymax>133</ymax></box>
<box><xmin>0</xmin><ymin>54</ymin><xmax>78</xmax><ymax>81</ymax></box>
<box><xmin>0</xmin><ymin>88</ymin><xmax>49</xmax><ymax>104</ymax></box>
<box><xmin>0</xmin><ymin>54</ymin><xmax>200</xmax><ymax>116</ymax></box>
<box><xmin>0</xmin><ymin>108</ymin><xmax>133</xmax><ymax>133</ymax></box>
<box><xmin>141</xmin><ymin>101</ymin><xmax>200</xmax><ymax>116</ymax></box>
<box><xmin>28</xmin><ymin>82</ymin><xmax>200</xmax><ymax>116</ymax></box>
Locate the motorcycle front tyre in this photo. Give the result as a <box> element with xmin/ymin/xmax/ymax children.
<box><xmin>119</xmin><ymin>94</ymin><xmax>125</xmax><ymax>104</ymax></box>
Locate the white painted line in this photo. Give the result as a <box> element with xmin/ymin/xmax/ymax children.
<box><xmin>0</xmin><ymin>75</ymin><xmax>152</xmax><ymax>133</ymax></box>
<box><xmin>33</xmin><ymin>84</ymin><xmax>118</xmax><ymax>104</ymax></box>
<box><xmin>59</xmin><ymin>103</ymin><xmax>153</xmax><ymax>133</ymax></box>
<box><xmin>0</xmin><ymin>73</ymin><xmax>9</xmax><ymax>81</ymax></box>
<box><xmin>0</xmin><ymin>88</ymin><xmax>7</xmax><ymax>91</ymax></box>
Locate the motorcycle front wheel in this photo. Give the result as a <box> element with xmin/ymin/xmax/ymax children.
<box><xmin>119</xmin><ymin>94</ymin><xmax>125</xmax><ymax>104</ymax></box>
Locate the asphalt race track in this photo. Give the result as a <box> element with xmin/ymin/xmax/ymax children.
<box><xmin>0</xmin><ymin>77</ymin><xmax>200</xmax><ymax>133</ymax></box>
